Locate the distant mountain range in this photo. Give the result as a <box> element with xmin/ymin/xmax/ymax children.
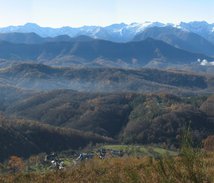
<box><xmin>0</xmin><ymin>37</ymin><xmax>211</xmax><ymax>68</ymax></box>
<box><xmin>0</xmin><ymin>21</ymin><xmax>214</xmax><ymax>43</ymax></box>
<box><xmin>0</xmin><ymin>22</ymin><xmax>166</xmax><ymax>42</ymax></box>
<box><xmin>133</xmin><ymin>26</ymin><xmax>214</xmax><ymax>57</ymax></box>
<box><xmin>0</xmin><ymin>21</ymin><xmax>213</xmax><ymax>72</ymax></box>
<box><xmin>0</xmin><ymin>32</ymin><xmax>93</xmax><ymax>44</ymax></box>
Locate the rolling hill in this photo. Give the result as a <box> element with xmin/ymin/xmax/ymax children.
<box><xmin>0</xmin><ymin>63</ymin><xmax>212</xmax><ymax>93</ymax></box>
<box><xmin>0</xmin><ymin>114</ymin><xmax>113</xmax><ymax>161</ymax></box>
<box><xmin>0</xmin><ymin>87</ymin><xmax>213</xmax><ymax>148</ymax></box>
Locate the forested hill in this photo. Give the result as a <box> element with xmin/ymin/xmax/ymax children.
<box><xmin>0</xmin><ymin>63</ymin><xmax>212</xmax><ymax>93</ymax></box>
<box><xmin>0</xmin><ymin>114</ymin><xmax>113</xmax><ymax>161</ymax></box>
<box><xmin>0</xmin><ymin>88</ymin><xmax>213</xmax><ymax>152</ymax></box>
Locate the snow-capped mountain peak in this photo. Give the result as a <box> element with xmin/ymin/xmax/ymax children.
<box><xmin>0</xmin><ymin>21</ymin><xmax>213</xmax><ymax>43</ymax></box>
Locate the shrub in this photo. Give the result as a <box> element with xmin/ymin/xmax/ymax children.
<box><xmin>8</xmin><ymin>156</ymin><xmax>25</xmax><ymax>174</ymax></box>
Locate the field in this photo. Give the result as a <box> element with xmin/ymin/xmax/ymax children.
<box><xmin>102</xmin><ymin>145</ymin><xmax>178</xmax><ymax>157</ymax></box>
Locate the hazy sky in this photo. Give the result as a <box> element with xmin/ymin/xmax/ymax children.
<box><xmin>0</xmin><ymin>0</ymin><xmax>213</xmax><ymax>27</ymax></box>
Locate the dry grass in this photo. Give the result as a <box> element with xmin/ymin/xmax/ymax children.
<box><xmin>0</xmin><ymin>152</ymin><xmax>213</xmax><ymax>183</ymax></box>
<box><xmin>204</xmin><ymin>152</ymin><xmax>214</xmax><ymax>182</ymax></box>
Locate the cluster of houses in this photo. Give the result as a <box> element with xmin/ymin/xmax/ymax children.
<box><xmin>44</xmin><ymin>152</ymin><xmax>64</xmax><ymax>170</ymax></box>
<box><xmin>44</xmin><ymin>149</ymin><xmax>125</xmax><ymax>170</ymax></box>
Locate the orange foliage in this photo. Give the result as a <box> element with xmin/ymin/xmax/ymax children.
<box><xmin>204</xmin><ymin>136</ymin><xmax>214</xmax><ymax>151</ymax></box>
<box><xmin>8</xmin><ymin>156</ymin><xmax>25</xmax><ymax>173</ymax></box>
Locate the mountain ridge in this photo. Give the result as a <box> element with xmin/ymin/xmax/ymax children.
<box><xmin>0</xmin><ymin>21</ymin><xmax>214</xmax><ymax>43</ymax></box>
<box><xmin>0</xmin><ymin>38</ymin><xmax>212</xmax><ymax>68</ymax></box>
<box><xmin>133</xmin><ymin>26</ymin><xmax>214</xmax><ymax>57</ymax></box>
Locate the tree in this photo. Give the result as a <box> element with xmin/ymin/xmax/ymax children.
<box><xmin>203</xmin><ymin>136</ymin><xmax>214</xmax><ymax>151</ymax></box>
<box><xmin>8</xmin><ymin>156</ymin><xmax>25</xmax><ymax>173</ymax></box>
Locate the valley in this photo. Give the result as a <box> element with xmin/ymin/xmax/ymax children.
<box><xmin>0</xmin><ymin>19</ymin><xmax>213</xmax><ymax>182</ymax></box>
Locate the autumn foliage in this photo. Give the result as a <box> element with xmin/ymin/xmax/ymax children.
<box><xmin>8</xmin><ymin>156</ymin><xmax>25</xmax><ymax>173</ymax></box>
<box><xmin>204</xmin><ymin>136</ymin><xmax>214</xmax><ymax>151</ymax></box>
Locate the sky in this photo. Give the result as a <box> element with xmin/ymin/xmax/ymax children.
<box><xmin>0</xmin><ymin>0</ymin><xmax>214</xmax><ymax>27</ymax></box>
